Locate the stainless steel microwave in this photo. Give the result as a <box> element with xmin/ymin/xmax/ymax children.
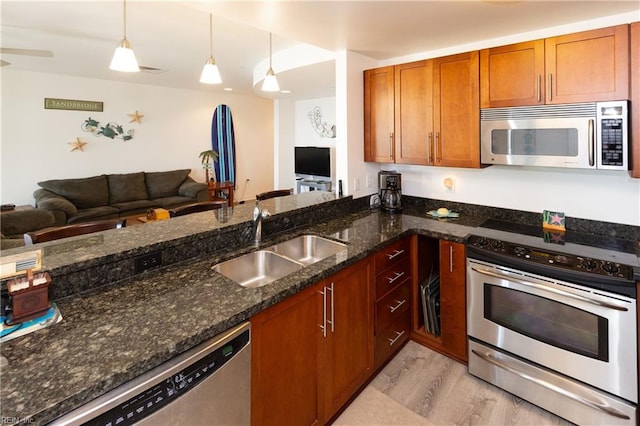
<box><xmin>480</xmin><ymin>101</ymin><xmax>628</xmax><ymax>170</ymax></box>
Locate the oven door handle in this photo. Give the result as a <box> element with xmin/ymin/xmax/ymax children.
<box><xmin>471</xmin><ymin>349</ymin><xmax>631</xmax><ymax>420</ymax></box>
<box><xmin>471</xmin><ymin>267</ymin><xmax>628</xmax><ymax>312</ymax></box>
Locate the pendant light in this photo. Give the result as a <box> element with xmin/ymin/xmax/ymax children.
<box><xmin>110</xmin><ymin>0</ymin><xmax>139</xmax><ymax>72</ymax></box>
<box><xmin>261</xmin><ymin>32</ymin><xmax>280</xmax><ymax>92</ymax></box>
<box><xmin>200</xmin><ymin>13</ymin><xmax>222</xmax><ymax>84</ymax></box>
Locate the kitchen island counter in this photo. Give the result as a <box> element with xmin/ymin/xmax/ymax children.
<box><xmin>1</xmin><ymin>193</ymin><xmax>636</xmax><ymax>425</ymax></box>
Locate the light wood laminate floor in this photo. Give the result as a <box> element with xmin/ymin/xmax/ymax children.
<box><xmin>335</xmin><ymin>341</ymin><xmax>574</xmax><ymax>426</ymax></box>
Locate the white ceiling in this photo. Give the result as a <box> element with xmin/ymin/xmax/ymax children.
<box><xmin>1</xmin><ymin>1</ymin><xmax>639</xmax><ymax>100</ymax></box>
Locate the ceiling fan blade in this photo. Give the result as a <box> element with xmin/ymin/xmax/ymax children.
<box><xmin>0</xmin><ymin>60</ymin><xmax>10</xmax><ymax>67</ymax></box>
<box><xmin>0</xmin><ymin>47</ymin><xmax>53</xmax><ymax>57</ymax></box>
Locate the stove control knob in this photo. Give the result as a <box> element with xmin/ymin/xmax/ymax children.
<box><xmin>581</xmin><ymin>258</ymin><xmax>598</xmax><ymax>270</ymax></box>
<box><xmin>602</xmin><ymin>262</ymin><xmax>620</xmax><ymax>275</ymax></box>
<box><xmin>490</xmin><ymin>240</ymin><xmax>504</xmax><ymax>250</ymax></box>
<box><xmin>513</xmin><ymin>246</ymin><xmax>527</xmax><ymax>257</ymax></box>
<box><xmin>475</xmin><ymin>237</ymin><xmax>489</xmax><ymax>247</ymax></box>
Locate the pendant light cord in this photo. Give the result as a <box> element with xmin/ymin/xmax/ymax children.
<box><xmin>209</xmin><ymin>14</ymin><xmax>213</xmax><ymax>57</ymax></box>
<box><xmin>123</xmin><ymin>0</ymin><xmax>127</xmax><ymax>40</ymax></box>
<box><xmin>269</xmin><ymin>32</ymin><xmax>273</xmax><ymax>69</ymax></box>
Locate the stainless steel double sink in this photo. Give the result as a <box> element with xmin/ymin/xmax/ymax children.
<box><xmin>212</xmin><ymin>235</ymin><xmax>347</xmax><ymax>288</ymax></box>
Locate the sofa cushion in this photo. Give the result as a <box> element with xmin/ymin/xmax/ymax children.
<box><xmin>145</xmin><ymin>169</ymin><xmax>190</xmax><ymax>199</ymax></box>
<box><xmin>111</xmin><ymin>199</ymin><xmax>159</xmax><ymax>214</ymax></box>
<box><xmin>108</xmin><ymin>172</ymin><xmax>149</xmax><ymax>204</ymax></box>
<box><xmin>67</xmin><ymin>206</ymin><xmax>119</xmax><ymax>224</ymax></box>
<box><xmin>1</xmin><ymin>209</ymin><xmax>55</xmax><ymax>236</ymax></box>
<box><xmin>39</xmin><ymin>175</ymin><xmax>109</xmax><ymax>209</ymax></box>
<box><xmin>152</xmin><ymin>196</ymin><xmax>196</xmax><ymax>209</ymax></box>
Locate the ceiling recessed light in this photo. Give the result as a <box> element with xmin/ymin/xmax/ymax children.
<box><xmin>224</xmin><ymin>87</ymin><xmax>233</xmax><ymax>91</ymax></box>
<box><xmin>280</xmin><ymin>90</ymin><xmax>291</xmax><ymax>94</ymax></box>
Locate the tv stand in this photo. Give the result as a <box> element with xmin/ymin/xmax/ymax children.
<box><xmin>296</xmin><ymin>179</ymin><xmax>332</xmax><ymax>193</ymax></box>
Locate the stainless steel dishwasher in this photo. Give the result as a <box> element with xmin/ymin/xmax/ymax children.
<box><xmin>51</xmin><ymin>322</ymin><xmax>251</xmax><ymax>426</ymax></box>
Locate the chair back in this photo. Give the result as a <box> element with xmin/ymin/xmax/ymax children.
<box><xmin>256</xmin><ymin>188</ymin><xmax>294</xmax><ymax>201</ymax></box>
<box><xmin>25</xmin><ymin>218</ymin><xmax>126</xmax><ymax>245</ymax></box>
<box><xmin>168</xmin><ymin>201</ymin><xmax>227</xmax><ymax>217</ymax></box>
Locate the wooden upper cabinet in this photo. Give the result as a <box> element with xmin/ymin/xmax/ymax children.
<box><xmin>364</xmin><ymin>66</ymin><xmax>395</xmax><ymax>162</ymax></box>
<box><xmin>434</xmin><ymin>51</ymin><xmax>481</xmax><ymax>168</ymax></box>
<box><xmin>630</xmin><ymin>22</ymin><xmax>639</xmax><ymax>178</ymax></box>
<box><xmin>480</xmin><ymin>40</ymin><xmax>545</xmax><ymax>108</ymax></box>
<box><xmin>481</xmin><ymin>24</ymin><xmax>629</xmax><ymax>108</ymax></box>
<box><xmin>394</xmin><ymin>60</ymin><xmax>433</xmax><ymax>165</ymax></box>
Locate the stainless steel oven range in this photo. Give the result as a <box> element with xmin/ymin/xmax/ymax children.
<box><xmin>466</xmin><ymin>220</ymin><xmax>637</xmax><ymax>425</ymax></box>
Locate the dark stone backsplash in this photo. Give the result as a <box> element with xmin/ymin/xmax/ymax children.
<box><xmin>402</xmin><ymin>195</ymin><xmax>639</xmax><ymax>242</ymax></box>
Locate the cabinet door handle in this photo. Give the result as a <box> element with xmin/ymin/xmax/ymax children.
<box><xmin>327</xmin><ymin>282</ymin><xmax>335</xmax><ymax>333</ymax></box>
<box><xmin>387</xmin><ymin>271</ymin><xmax>406</xmax><ymax>285</ymax></box>
<box><xmin>389</xmin><ymin>299</ymin><xmax>406</xmax><ymax>313</ymax></box>
<box><xmin>389</xmin><ymin>132</ymin><xmax>394</xmax><ymax>161</ymax></box>
<box><xmin>449</xmin><ymin>245</ymin><xmax>454</xmax><ymax>273</ymax></box>
<box><xmin>386</xmin><ymin>249</ymin><xmax>405</xmax><ymax>260</ymax></box>
<box><xmin>319</xmin><ymin>287</ymin><xmax>327</xmax><ymax>337</ymax></box>
<box><xmin>388</xmin><ymin>330</ymin><xmax>406</xmax><ymax>346</ymax></box>
<box><xmin>427</xmin><ymin>133</ymin><xmax>432</xmax><ymax>163</ymax></box>
<box><xmin>548</xmin><ymin>73</ymin><xmax>553</xmax><ymax>101</ymax></box>
<box><xmin>536</xmin><ymin>74</ymin><xmax>541</xmax><ymax>102</ymax></box>
<box><xmin>434</xmin><ymin>132</ymin><xmax>440</xmax><ymax>162</ymax></box>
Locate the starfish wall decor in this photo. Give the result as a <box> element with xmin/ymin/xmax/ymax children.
<box><xmin>128</xmin><ymin>110</ymin><xmax>144</xmax><ymax>124</ymax></box>
<box><xmin>68</xmin><ymin>137</ymin><xmax>87</xmax><ymax>152</ymax></box>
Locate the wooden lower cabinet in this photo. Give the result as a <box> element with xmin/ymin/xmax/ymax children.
<box><xmin>251</xmin><ymin>257</ymin><xmax>373</xmax><ymax>425</ymax></box>
<box><xmin>412</xmin><ymin>237</ymin><xmax>467</xmax><ymax>363</ymax></box>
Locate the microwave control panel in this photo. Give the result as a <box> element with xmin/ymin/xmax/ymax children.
<box><xmin>600</xmin><ymin>117</ymin><xmax>624</xmax><ymax>166</ymax></box>
<box><xmin>597</xmin><ymin>101</ymin><xmax>627</xmax><ymax>168</ymax></box>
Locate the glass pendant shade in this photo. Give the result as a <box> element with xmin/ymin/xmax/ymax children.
<box><xmin>262</xmin><ymin>32</ymin><xmax>279</xmax><ymax>92</ymax></box>
<box><xmin>261</xmin><ymin>68</ymin><xmax>280</xmax><ymax>92</ymax></box>
<box><xmin>200</xmin><ymin>13</ymin><xmax>222</xmax><ymax>85</ymax></box>
<box><xmin>110</xmin><ymin>38</ymin><xmax>139</xmax><ymax>72</ymax></box>
<box><xmin>200</xmin><ymin>57</ymin><xmax>222</xmax><ymax>84</ymax></box>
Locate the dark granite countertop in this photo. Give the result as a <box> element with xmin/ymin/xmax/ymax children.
<box><xmin>0</xmin><ymin>193</ymin><xmax>636</xmax><ymax>425</ymax></box>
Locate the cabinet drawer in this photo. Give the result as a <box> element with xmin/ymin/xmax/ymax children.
<box><xmin>374</xmin><ymin>314</ymin><xmax>410</xmax><ymax>367</ymax></box>
<box><xmin>375</xmin><ymin>257</ymin><xmax>411</xmax><ymax>298</ymax></box>
<box><xmin>375</xmin><ymin>238</ymin><xmax>410</xmax><ymax>273</ymax></box>
<box><xmin>376</xmin><ymin>280</ymin><xmax>411</xmax><ymax>334</ymax></box>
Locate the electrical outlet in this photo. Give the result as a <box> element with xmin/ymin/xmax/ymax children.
<box><xmin>365</xmin><ymin>175</ymin><xmax>371</xmax><ymax>188</ymax></box>
<box><xmin>135</xmin><ymin>251</ymin><xmax>162</xmax><ymax>274</ymax></box>
<box><xmin>354</xmin><ymin>177</ymin><xmax>360</xmax><ymax>192</ymax></box>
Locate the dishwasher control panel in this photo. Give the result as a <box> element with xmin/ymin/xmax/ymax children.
<box><xmin>83</xmin><ymin>328</ymin><xmax>250</xmax><ymax>426</ymax></box>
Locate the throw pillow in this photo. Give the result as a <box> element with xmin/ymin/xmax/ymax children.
<box><xmin>108</xmin><ymin>172</ymin><xmax>149</xmax><ymax>204</ymax></box>
<box><xmin>38</xmin><ymin>175</ymin><xmax>109</xmax><ymax>209</ymax></box>
<box><xmin>145</xmin><ymin>169</ymin><xmax>190</xmax><ymax>199</ymax></box>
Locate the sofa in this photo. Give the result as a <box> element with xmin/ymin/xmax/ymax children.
<box><xmin>34</xmin><ymin>169</ymin><xmax>209</xmax><ymax>226</ymax></box>
<box><xmin>1</xmin><ymin>208</ymin><xmax>56</xmax><ymax>250</ymax></box>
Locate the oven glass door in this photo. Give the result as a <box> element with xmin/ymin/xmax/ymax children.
<box><xmin>484</xmin><ymin>284</ymin><xmax>608</xmax><ymax>361</ymax></box>
<box><xmin>467</xmin><ymin>259</ymin><xmax>637</xmax><ymax>403</ymax></box>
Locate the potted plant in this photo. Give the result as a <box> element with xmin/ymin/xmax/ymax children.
<box><xmin>198</xmin><ymin>149</ymin><xmax>218</xmax><ymax>185</ymax></box>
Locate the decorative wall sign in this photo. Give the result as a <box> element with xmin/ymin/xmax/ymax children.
<box><xmin>45</xmin><ymin>98</ymin><xmax>103</xmax><ymax>112</ymax></box>
<box><xmin>307</xmin><ymin>106</ymin><xmax>336</xmax><ymax>138</ymax></box>
<box><xmin>81</xmin><ymin>117</ymin><xmax>134</xmax><ymax>141</ymax></box>
<box><xmin>128</xmin><ymin>110</ymin><xmax>144</xmax><ymax>124</ymax></box>
<box><xmin>68</xmin><ymin>137</ymin><xmax>87</xmax><ymax>152</ymax></box>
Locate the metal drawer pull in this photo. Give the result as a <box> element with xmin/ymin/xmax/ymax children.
<box><xmin>328</xmin><ymin>282</ymin><xmax>335</xmax><ymax>333</ymax></box>
<box><xmin>387</xmin><ymin>271</ymin><xmax>405</xmax><ymax>284</ymax></box>
<box><xmin>386</xmin><ymin>249</ymin><xmax>405</xmax><ymax>260</ymax></box>
<box><xmin>389</xmin><ymin>299</ymin><xmax>406</xmax><ymax>313</ymax></box>
<box><xmin>471</xmin><ymin>349</ymin><xmax>630</xmax><ymax>420</ymax></box>
<box><xmin>471</xmin><ymin>267</ymin><xmax>628</xmax><ymax>312</ymax></box>
<box><xmin>388</xmin><ymin>330</ymin><xmax>405</xmax><ymax>346</ymax></box>
<box><xmin>319</xmin><ymin>287</ymin><xmax>327</xmax><ymax>337</ymax></box>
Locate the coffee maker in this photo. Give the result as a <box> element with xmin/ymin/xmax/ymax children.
<box><xmin>379</xmin><ymin>170</ymin><xmax>402</xmax><ymax>213</ymax></box>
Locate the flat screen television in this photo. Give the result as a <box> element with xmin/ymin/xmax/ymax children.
<box><xmin>294</xmin><ymin>146</ymin><xmax>331</xmax><ymax>178</ymax></box>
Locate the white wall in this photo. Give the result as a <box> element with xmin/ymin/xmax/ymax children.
<box><xmin>1</xmin><ymin>69</ymin><xmax>274</xmax><ymax>205</ymax></box>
